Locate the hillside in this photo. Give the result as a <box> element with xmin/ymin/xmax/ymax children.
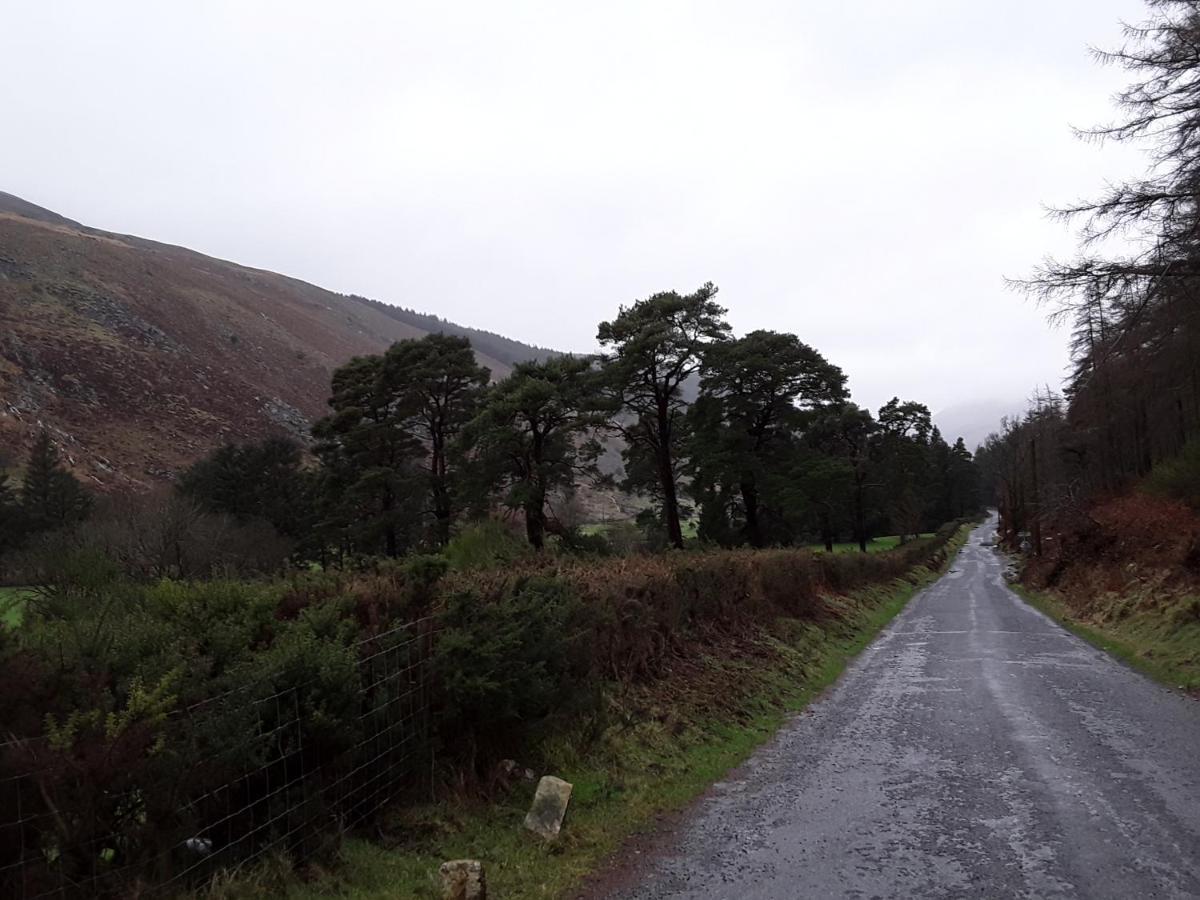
<box><xmin>932</xmin><ymin>399</ymin><xmax>1024</xmax><ymax>454</ymax></box>
<box><xmin>0</xmin><ymin>192</ymin><xmax>555</xmax><ymax>490</ymax></box>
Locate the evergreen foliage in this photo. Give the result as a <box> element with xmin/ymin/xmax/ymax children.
<box><xmin>596</xmin><ymin>283</ymin><xmax>731</xmax><ymax>549</ymax></box>
<box><xmin>381</xmin><ymin>334</ymin><xmax>490</xmax><ymax>546</ymax></box>
<box><xmin>458</xmin><ymin>356</ymin><xmax>604</xmax><ymax>548</ymax></box>
<box><xmin>311</xmin><ymin>334</ymin><xmax>487</xmax><ymax>557</ymax></box>
<box><xmin>690</xmin><ymin>330</ymin><xmax>848</xmax><ymax>547</ymax></box>
<box><xmin>0</xmin><ymin>473</ymin><xmax>25</xmax><ymax>562</ymax></box>
<box><xmin>294</xmin><ymin>286</ymin><xmax>982</xmax><ymax>556</ymax></box>
<box><xmin>20</xmin><ymin>431</ymin><xmax>92</xmax><ymax>534</ymax></box>
<box><xmin>177</xmin><ymin>436</ymin><xmax>313</xmax><ymax>539</ymax></box>
<box><xmin>435</xmin><ymin>575</ymin><xmax>586</xmax><ymax>764</ymax></box>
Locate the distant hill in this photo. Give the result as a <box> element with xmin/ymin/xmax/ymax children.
<box><xmin>933</xmin><ymin>399</ymin><xmax>1027</xmax><ymax>455</ymax></box>
<box><xmin>0</xmin><ymin>191</ymin><xmax>84</xmax><ymax>229</ymax></box>
<box><xmin>352</xmin><ymin>296</ymin><xmax>560</xmax><ymax>368</ymax></box>
<box><xmin>0</xmin><ymin>192</ymin><xmax>556</xmax><ymax>489</ymax></box>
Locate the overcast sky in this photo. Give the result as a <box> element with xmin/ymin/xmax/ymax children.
<box><xmin>2</xmin><ymin>0</ymin><xmax>1149</xmax><ymax>415</ymax></box>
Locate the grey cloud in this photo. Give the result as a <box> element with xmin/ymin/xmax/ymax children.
<box><xmin>0</xmin><ymin>0</ymin><xmax>1149</xmax><ymax>416</ymax></box>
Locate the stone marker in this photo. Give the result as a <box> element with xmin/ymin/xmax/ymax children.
<box><xmin>439</xmin><ymin>859</ymin><xmax>485</xmax><ymax>900</ymax></box>
<box><xmin>524</xmin><ymin>775</ymin><xmax>573</xmax><ymax>840</ymax></box>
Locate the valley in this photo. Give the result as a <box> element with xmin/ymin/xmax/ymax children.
<box><xmin>4</xmin><ymin>1</ymin><xmax>1200</xmax><ymax>898</ymax></box>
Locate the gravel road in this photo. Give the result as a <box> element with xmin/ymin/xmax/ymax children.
<box><xmin>593</xmin><ymin>516</ymin><xmax>1200</xmax><ymax>899</ymax></box>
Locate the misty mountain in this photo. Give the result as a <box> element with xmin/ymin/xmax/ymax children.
<box><xmin>934</xmin><ymin>399</ymin><xmax>1028</xmax><ymax>454</ymax></box>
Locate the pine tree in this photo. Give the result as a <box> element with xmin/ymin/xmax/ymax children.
<box><xmin>382</xmin><ymin>334</ymin><xmax>489</xmax><ymax>546</ymax></box>
<box><xmin>313</xmin><ymin>355</ymin><xmax>421</xmax><ymax>558</ymax></box>
<box><xmin>804</xmin><ymin>405</ymin><xmax>878</xmax><ymax>551</ymax></box>
<box><xmin>597</xmin><ymin>283</ymin><xmax>730</xmax><ymax>549</ymax></box>
<box><xmin>0</xmin><ymin>472</ymin><xmax>25</xmax><ymax>559</ymax></box>
<box><xmin>874</xmin><ymin>399</ymin><xmax>933</xmax><ymax>541</ymax></box>
<box><xmin>314</xmin><ymin>334</ymin><xmax>489</xmax><ymax>555</ymax></box>
<box><xmin>178</xmin><ymin>437</ymin><xmax>313</xmax><ymax>538</ymax></box>
<box><xmin>459</xmin><ymin>356</ymin><xmax>603</xmax><ymax>549</ymax></box>
<box><xmin>692</xmin><ymin>330</ymin><xmax>847</xmax><ymax>547</ymax></box>
<box><xmin>21</xmin><ymin>431</ymin><xmax>92</xmax><ymax>533</ymax></box>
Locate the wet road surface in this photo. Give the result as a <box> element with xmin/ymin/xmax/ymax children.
<box><xmin>597</xmin><ymin>517</ymin><xmax>1200</xmax><ymax>899</ymax></box>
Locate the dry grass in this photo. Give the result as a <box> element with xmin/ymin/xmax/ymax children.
<box><xmin>433</xmin><ymin>528</ymin><xmax>960</xmax><ymax>684</ymax></box>
<box><xmin>1021</xmin><ymin>494</ymin><xmax>1200</xmax><ymax>692</ymax></box>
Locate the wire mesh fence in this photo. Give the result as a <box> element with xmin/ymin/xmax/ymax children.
<box><xmin>0</xmin><ymin>616</ymin><xmax>437</xmax><ymax>899</ymax></box>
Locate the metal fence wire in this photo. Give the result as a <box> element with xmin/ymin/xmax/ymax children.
<box><xmin>0</xmin><ymin>616</ymin><xmax>437</xmax><ymax>899</ymax></box>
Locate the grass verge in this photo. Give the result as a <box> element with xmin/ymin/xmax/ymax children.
<box><xmin>0</xmin><ymin>586</ymin><xmax>32</xmax><ymax>628</ymax></box>
<box><xmin>226</xmin><ymin>527</ymin><xmax>970</xmax><ymax>900</ymax></box>
<box><xmin>807</xmin><ymin>533</ymin><xmax>935</xmax><ymax>555</ymax></box>
<box><xmin>1012</xmin><ymin>583</ymin><xmax>1200</xmax><ymax>693</ymax></box>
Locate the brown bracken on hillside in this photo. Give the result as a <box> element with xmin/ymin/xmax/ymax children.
<box><xmin>0</xmin><ymin>193</ymin><xmax>519</xmax><ymax>490</ymax></box>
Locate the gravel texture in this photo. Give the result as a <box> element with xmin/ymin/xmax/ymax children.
<box><xmin>597</xmin><ymin>516</ymin><xmax>1200</xmax><ymax>899</ymax></box>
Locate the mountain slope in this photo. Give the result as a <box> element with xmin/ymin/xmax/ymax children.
<box><xmin>0</xmin><ymin>193</ymin><xmax>554</xmax><ymax>489</ymax></box>
<box><xmin>933</xmin><ymin>399</ymin><xmax>1026</xmax><ymax>454</ymax></box>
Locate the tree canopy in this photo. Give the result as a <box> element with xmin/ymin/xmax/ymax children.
<box><xmin>459</xmin><ymin>356</ymin><xmax>603</xmax><ymax>549</ymax></box>
<box><xmin>691</xmin><ymin>330</ymin><xmax>848</xmax><ymax>547</ymax></box>
<box><xmin>597</xmin><ymin>282</ymin><xmax>731</xmax><ymax>549</ymax></box>
<box><xmin>21</xmin><ymin>431</ymin><xmax>92</xmax><ymax>534</ymax></box>
<box><xmin>0</xmin><ymin>285</ymin><xmax>984</xmax><ymax>577</ymax></box>
<box><xmin>1013</xmin><ymin>1</ymin><xmax>1200</xmax><ymax>512</ymax></box>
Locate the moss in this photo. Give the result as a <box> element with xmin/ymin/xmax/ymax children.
<box><xmin>0</xmin><ymin>586</ymin><xmax>32</xmax><ymax>628</ymax></box>
<box><xmin>1013</xmin><ymin>583</ymin><xmax>1200</xmax><ymax>693</ymax></box>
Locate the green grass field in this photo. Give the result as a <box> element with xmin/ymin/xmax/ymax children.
<box><xmin>577</xmin><ymin>519</ymin><xmax>701</xmax><ymax>539</ymax></box>
<box><xmin>0</xmin><ymin>587</ymin><xmax>33</xmax><ymax>627</ymax></box>
<box><xmin>808</xmin><ymin>533</ymin><xmax>935</xmax><ymax>554</ymax></box>
<box><xmin>578</xmin><ymin>520</ymin><xmax>931</xmax><ymax>553</ymax></box>
<box><xmin>577</xmin><ymin>522</ymin><xmax>627</xmax><ymax>536</ymax></box>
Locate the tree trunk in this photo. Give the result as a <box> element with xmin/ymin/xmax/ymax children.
<box><xmin>821</xmin><ymin>509</ymin><xmax>834</xmax><ymax>552</ymax></box>
<box><xmin>1029</xmin><ymin>437</ymin><xmax>1042</xmax><ymax>557</ymax></box>
<box><xmin>431</xmin><ymin>432</ymin><xmax>451</xmax><ymax>547</ymax></box>
<box><xmin>661</xmin><ymin>458</ymin><xmax>684</xmax><ymax>549</ymax></box>
<box><xmin>433</xmin><ymin>501</ymin><xmax>451</xmax><ymax>547</ymax></box>
<box><xmin>1138</xmin><ymin>398</ymin><xmax>1153</xmax><ymax>474</ymax></box>
<box><xmin>853</xmin><ymin>479</ymin><xmax>867</xmax><ymax>553</ymax></box>
<box><xmin>524</xmin><ymin>485</ymin><xmax>546</xmax><ymax>550</ymax></box>
<box><xmin>382</xmin><ymin>486</ymin><xmax>398</xmax><ymax>558</ymax></box>
<box><xmin>740</xmin><ymin>479</ymin><xmax>763</xmax><ymax>548</ymax></box>
<box><xmin>655</xmin><ymin>400</ymin><xmax>684</xmax><ymax>549</ymax></box>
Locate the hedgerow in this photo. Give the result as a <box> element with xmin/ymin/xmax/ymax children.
<box><xmin>0</xmin><ymin>522</ymin><xmax>964</xmax><ymax>896</ymax></box>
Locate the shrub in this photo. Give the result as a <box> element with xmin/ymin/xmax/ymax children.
<box><xmin>557</xmin><ymin>526</ymin><xmax>616</xmax><ymax>556</ymax></box>
<box><xmin>0</xmin><ymin>572</ymin><xmax>427</xmax><ymax>896</ymax></box>
<box><xmin>673</xmin><ymin>553</ymin><xmax>756</xmax><ymax>626</ymax></box>
<box><xmin>0</xmin><ymin>513</ymin><xmax>966</xmax><ymax>895</ymax></box>
<box><xmin>402</xmin><ymin>554</ymin><xmax>450</xmax><ymax>607</ymax></box>
<box><xmin>1144</xmin><ymin>439</ymin><xmax>1200</xmax><ymax>509</ymax></box>
<box><xmin>434</xmin><ymin>575</ymin><xmax>588</xmax><ymax>767</ymax></box>
<box><xmin>581</xmin><ymin>520</ymin><xmax>648</xmax><ymax>556</ymax></box>
<box><xmin>10</xmin><ymin>493</ymin><xmax>294</xmax><ymax>583</ymax></box>
<box><xmin>443</xmin><ymin>519</ymin><xmax>530</xmax><ymax>571</ymax></box>
<box><xmin>255</xmin><ymin>598</ymin><xmax>362</xmax><ymax>755</ymax></box>
<box><xmin>758</xmin><ymin>551</ymin><xmax>824</xmax><ymax>617</ymax></box>
<box><xmin>338</xmin><ymin>554</ymin><xmax>450</xmax><ymax>630</ymax></box>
